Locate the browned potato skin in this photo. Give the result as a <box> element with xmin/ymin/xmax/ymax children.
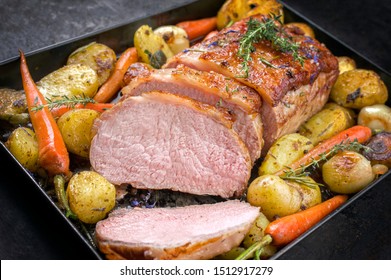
<box><xmin>337</xmin><ymin>56</ymin><xmax>356</xmax><ymax>74</ymax></box>
<box><xmin>216</xmin><ymin>0</ymin><xmax>283</xmax><ymax>30</ymax></box>
<box><xmin>284</xmin><ymin>22</ymin><xmax>315</xmax><ymax>38</ymax></box>
<box><xmin>57</xmin><ymin>109</ymin><xmax>100</xmax><ymax>158</ymax></box>
<box><xmin>322</xmin><ymin>151</ymin><xmax>375</xmax><ymax>194</ymax></box>
<box><xmin>5</xmin><ymin>127</ymin><xmax>39</xmax><ymax>172</ymax></box>
<box><xmin>37</xmin><ymin>64</ymin><xmax>99</xmax><ymax>100</ymax></box>
<box><xmin>67</xmin><ymin>171</ymin><xmax>116</xmax><ymax>224</ymax></box>
<box><xmin>259</xmin><ymin>133</ymin><xmax>313</xmax><ymax>176</ymax></box>
<box><xmin>298</xmin><ymin>103</ymin><xmax>356</xmax><ymax>146</ymax></box>
<box><xmin>242</xmin><ymin>212</ymin><xmax>277</xmax><ymax>258</ymax></box>
<box><xmin>67</xmin><ymin>42</ymin><xmax>117</xmax><ymax>86</ymax></box>
<box><xmin>134</xmin><ymin>25</ymin><xmax>174</xmax><ymax>68</ymax></box>
<box><xmin>0</xmin><ymin>88</ymin><xmax>29</xmax><ymax>125</ymax></box>
<box><xmin>330</xmin><ymin>69</ymin><xmax>388</xmax><ymax>109</ymax></box>
<box><xmin>247</xmin><ymin>175</ymin><xmax>302</xmax><ymax>220</ymax></box>
<box><xmin>285</xmin><ymin>179</ymin><xmax>322</xmax><ymax>210</ymax></box>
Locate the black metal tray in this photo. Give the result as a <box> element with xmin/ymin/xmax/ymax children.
<box><xmin>0</xmin><ymin>0</ymin><xmax>390</xmax><ymax>259</ymax></box>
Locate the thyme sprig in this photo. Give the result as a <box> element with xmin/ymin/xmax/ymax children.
<box><xmin>280</xmin><ymin>140</ymin><xmax>372</xmax><ymax>189</ymax></box>
<box><xmin>31</xmin><ymin>95</ymin><xmax>96</xmax><ymax>112</ymax></box>
<box><xmin>237</xmin><ymin>16</ymin><xmax>305</xmax><ymax>77</ymax></box>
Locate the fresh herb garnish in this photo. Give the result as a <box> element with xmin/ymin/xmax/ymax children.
<box><xmin>237</xmin><ymin>16</ymin><xmax>305</xmax><ymax>78</ymax></box>
<box><xmin>280</xmin><ymin>140</ymin><xmax>372</xmax><ymax>188</ymax></box>
<box><xmin>31</xmin><ymin>95</ymin><xmax>96</xmax><ymax>112</ymax></box>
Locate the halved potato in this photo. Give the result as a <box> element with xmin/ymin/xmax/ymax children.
<box><xmin>298</xmin><ymin>103</ymin><xmax>356</xmax><ymax>146</ymax></box>
<box><xmin>37</xmin><ymin>64</ymin><xmax>99</xmax><ymax>100</ymax></box>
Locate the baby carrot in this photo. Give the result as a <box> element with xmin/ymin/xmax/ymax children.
<box><xmin>50</xmin><ymin>102</ymin><xmax>114</xmax><ymax>119</ymax></box>
<box><xmin>176</xmin><ymin>17</ymin><xmax>217</xmax><ymax>41</ymax></box>
<box><xmin>93</xmin><ymin>47</ymin><xmax>138</xmax><ymax>103</ymax></box>
<box><xmin>19</xmin><ymin>50</ymin><xmax>70</xmax><ymax>177</ymax></box>
<box><xmin>265</xmin><ymin>195</ymin><xmax>348</xmax><ymax>246</ymax></box>
<box><xmin>274</xmin><ymin>125</ymin><xmax>372</xmax><ymax>176</ymax></box>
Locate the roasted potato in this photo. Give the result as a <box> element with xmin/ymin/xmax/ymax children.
<box><xmin>337</xmin><ymin>56</ymin><xmax>356</xmax><ymax>74</ymax></box>
<box><xmin>322</xmin><ymin>150</ymin><xmax>375</xmax><ymax>194</ymax></box>
<box><xmin>357</xmin><ymin>104</ymin><xmax>391</xmax><ymax>132</ymax></box>
<box><xmin>67</xmin><ymin>171</ymin><xmax>116</xmax><ymax>224</ymax></box>
<box><xmin>330</xmin><ymin>69</ymin><xmax>388</xmax><ymax>109</ymax></box>
<box><xmin>57</xmin><ymin>109</ymin><xmax>100</xmax><ymax>158</ymax></box>
<box><xmin>216</xmin><ymin>0</ymin><xmax>283</xmax><ymax>30</ymax></box>
<box><xmin>259</xmin><ymin>133</ymin><xmax>313</xmax><ymax>176</ymax></box>
<box><xmin>298</xmin><ymin>103</ymin><xmax>356</xmax><ymax>146</ymax></box>
<box><xmin>0</xmin><ymin>88</ymin><xmax>29</xmax><ymax>126</ymax></box>
<box><xmin>37</xmin><ymin>64</ymin><xmax>99</xmax><ymax>100</ymax></box>
<box><xmin>134</xmin><ymin>25</ymin><xmax>174</xmax><ymax>68</ymax></box>
<box><xmin>285</xmin><ymin>178</ymin><xmax>322</xmax><ymax>210</ymax></box>
<box><xmin>5</xmin><ymin>127</ymin><xmax>39</xmax><ymax>172</ymax></box>
<box><xmin>67</xmin><ymin>42</ymin><xmax>117</xmax><ymax>86</ymax></box>
<box><xmin>247</xmin><ymin>174</ymin><xmax>302</xmax><ymax>220</ymax></box>
<box><xmin>242</xmin><ymin>212</ymin><xmax>277</xmax><ymax>259</ymax></box>
<box><xmin>154</xmin><ymin>25</ymin><xmax>190</xmax><ymax>55</ymax></box>
<box><xmin>284</xmin><ymin>22</ymin><xmax>315</xmax><ymax>38</ymax></box>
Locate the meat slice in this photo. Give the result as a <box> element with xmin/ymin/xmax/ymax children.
<box><xmin>95</xmin><ymin>200</ymin><xmax>260</xmax><ymax>260</ymax></box>
<box><xmin>89</xmin><ymin>91</ymin><xmax>251</xmax><ymax>198</ymax></box>
<box><xmin>164</xmin><ymin>15</ymin><xmax>339</xmax><ymax>151</ymax></box>
<box><xmin>121</xmin><ymin>63</ymin><xmax>263</xmax><ymax>162</ymax></box>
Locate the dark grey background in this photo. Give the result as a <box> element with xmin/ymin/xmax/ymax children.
<box><xmin>0</xmin><ymin>0</ymin><xmax>390</xmax><ymax>259</ymax></box>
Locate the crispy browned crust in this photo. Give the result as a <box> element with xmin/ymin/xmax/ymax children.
<box><xmin>165</xmin><ymin>15</ymin><xmax>339</xmax><ymax>107</ymax></box>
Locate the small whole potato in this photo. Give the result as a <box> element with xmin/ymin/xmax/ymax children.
<box><xmin>57</xmin><ymin>109</ymin><xmax>100</xmax><ymax>158</ymax></box>
<box><xmin>322</xmin><ymin>150</ymin><xmax>375</xmax><ymax>194</ymax></box>
<box><xmin>330</xmin><ymin>69</ymin><xmax>388</xmax><ymax>109</ymax></box>
<box><xmin>285</xmin><ymin>178</ymin><xmax>322</xmax><ymax>210</ymax></box>
<box><xmin>242</xmin><ymin>212</ymin><xmax>277</xmax><ymax>259</ymax></box>
<box><xmin>67</xmin><ymin>171</ymin><xmax>116</xmax><ymax>224</ymax></box>
<box><xmin>5</xmin><ymin>127</ymin><xmax>39</xmax><ymax>172</ymax></box>
<box><xmin>247</xmin><ymin>175</ymin><xmax>302</xmax><ymax>220</ymax></box>
<box><xmin>67</xmin><ymin>42</ymin><xmax>117</xmax><ymax>86</ymax></box>
<box><xmin>259</xmin><ymin>133</ymin><xmax>313</xmax><ymax>175</ymax></box>
<box><xmin>337</xmin><ymin>56</ymin><xmax>356</xmax><ymax>74</ymax></box>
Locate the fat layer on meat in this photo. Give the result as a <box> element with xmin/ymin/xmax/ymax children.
<box><xmin>95</xmin><ymin>200</ymin><xmax>260</xmax><ymax>260</ymax></box>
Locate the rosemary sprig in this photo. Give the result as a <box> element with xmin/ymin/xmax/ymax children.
<box><xmin>31</xmin><ymin>95</ymin><xmax>96</xmax><ymax>112</ymax></box>
<box><xmin>237</xmin><ymin>16</ymin><xmax>305</xmax><ymax>77</ymax></box>
<box><xmin>280</xmin><ymin>140</ymin><xmax>372</xmax><ymax>188</ymax></box>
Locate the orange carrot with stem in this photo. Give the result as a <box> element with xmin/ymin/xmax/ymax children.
<box><xmin>265</xmin><ymin>194</ymin><xmax>348</xmax><ymax>246</ymax></box>
<box><xmin>50</xmin><ymin>102</ymin><xmax>114</xmax><ymax>119</ymax></box>
<box><xmin>93</xmin><ymin>47</ymin><xmax>138</xmax><ymax>103</ymax></box>
<box><xmin>274</xmin><ymin>125</ymin><xmax>372</xmax><ymax>177</ymax></box>
<box><xmin>19</xmin><ymin>50</ymin><xmax>70</xmax><ymax>178</ymax></box>
<box><xmin>236</xmin><ymin>195</ymin><xmax>348</xmax><ymax>259</ymax></box>
<box><xmin>176</xmin><ymin>17</ymin><xmax>217</xmax><ymax>41</ymax></box>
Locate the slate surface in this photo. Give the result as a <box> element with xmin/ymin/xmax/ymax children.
<box><xmin>0</xmin><ymin>0</ymin><xmax>390</xmax><ymax>259</ymax></box>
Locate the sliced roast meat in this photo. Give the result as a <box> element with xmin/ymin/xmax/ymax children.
<box><xmin>90</xmin><ymin>91</ymin><xmax>251</xmax><ymax>198</ymax></box>
<box><xmin>95</xmin><ymin>200</ymin><xmax>260</xmax><ymax>260</ymax></box>
<box><xmin>164</xmin><ymin>15</ymin><xmax>339</xmax><ymax>151</ymax></box>
<box><xmin>121</xmin><ymin>63</ymin><xmax>263</xmax><ymax>162</ymax></box>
